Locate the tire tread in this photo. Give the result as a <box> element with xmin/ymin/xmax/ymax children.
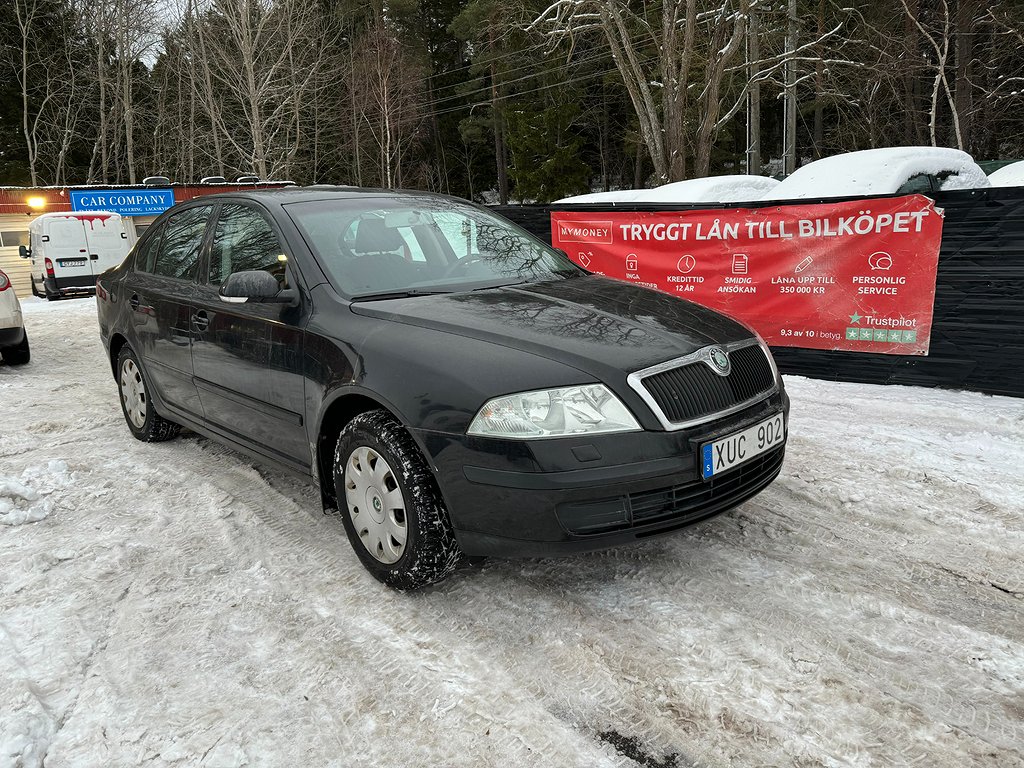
<box><xmin>116</xmin><ymin>346</ymin><xmax>181</xmax><ymax>442</ymax></box>
<box><xmin>334</xmin><ymin>409</ymin><xmax>461</xmax><ymax>590</ymax></box>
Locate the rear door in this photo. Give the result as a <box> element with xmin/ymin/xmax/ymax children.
<box><xmin>124</xmin><ymin>204</ymin><xmax>213</xmax><ymax>418</ymax></box>
<box><xmin>191</xmin><ymin>202</ymin><xmax>309</xmax><ymax>468</ymax></box>
<box><xmin>81</xmin><ymin>213</ymin><xmax>131</xmax><ymax>275</ymax></box>
<box><xmin>44</xmin><ymin>217</ymin><xmax>93</xmax><ymax>288</ymax></box>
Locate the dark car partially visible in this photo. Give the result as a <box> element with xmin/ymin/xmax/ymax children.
<box><xmin>96</xmin><ymin>189</ymin><xmax>788</xmax><ymax>589</ymax></box>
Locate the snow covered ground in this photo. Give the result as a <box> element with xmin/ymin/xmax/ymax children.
<box><xmin>2</xmin><ymin>298</ymin><xmax>1022</xmax><ymax>768</ymax></box>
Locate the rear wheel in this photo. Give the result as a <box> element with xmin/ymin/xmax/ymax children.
<box><xmin>334</xmin><ymin>409</ymin><xmax>461</xmax><ymax>590</ymax></box>
<box><xmin>116</xmin><ymin>346</ymin><xmax>181</xmax><ymax>442</ymax></box>
<box><xmin>1</xmin><ymin>333</ymin><xmax>29</xmax><ymax>366</ymax></box>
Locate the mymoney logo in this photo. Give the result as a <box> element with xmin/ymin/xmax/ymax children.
<box><xmin>557</xmin><ymin>220</ymin><xmax>613</xmax><ymax>244</ymax></box>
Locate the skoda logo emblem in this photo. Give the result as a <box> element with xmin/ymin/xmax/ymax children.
<box><xmin>372</xmin><ymin>496</ymin><xmax>382</xmax><ymax>512</ymax></box>
<box><xmin>707</xmin><ymin>347</ymin><xmax>731</xmax><ymax>376</ymax></box>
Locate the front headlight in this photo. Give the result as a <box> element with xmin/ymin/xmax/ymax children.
<box><xmin>467</xmin><ymin>384</ymin><xmax>641</xmax><ymax>439</ymax></box>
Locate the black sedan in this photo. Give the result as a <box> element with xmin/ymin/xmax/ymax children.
<box><xmin>96</xmin><ymin>189</ymin><xmax>788</xmax><ymax>589</ymax></box>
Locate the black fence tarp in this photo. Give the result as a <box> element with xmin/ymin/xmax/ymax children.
<box><xmin>493</xmin><ymin>187</ymin><xmax>1024</xmax><ymax>398</ymax></box>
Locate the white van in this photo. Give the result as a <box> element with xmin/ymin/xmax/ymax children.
<box><xmin>20</xmin><ymin>212</ymin><xmax>132</xmax><ymax>300</ymax></box>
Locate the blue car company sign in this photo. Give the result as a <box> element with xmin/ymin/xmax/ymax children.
<box><xmin>70</xmin><ymin>188</ymin><xmax>175</xmax><ymax>216</ymax></box>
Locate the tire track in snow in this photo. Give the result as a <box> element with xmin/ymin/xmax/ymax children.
<box><xmin>2</xmin><ymin>298</ymin><xmax>1022</xmax><ymax>768</ymax></box>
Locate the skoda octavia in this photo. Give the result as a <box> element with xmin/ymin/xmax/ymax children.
<box><xmin>96</xmin><ymin>189</ymin><xmax>788</xmax><ymax>589</ymax></box>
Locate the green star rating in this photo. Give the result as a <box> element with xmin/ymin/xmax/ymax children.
<box><xmin>849</xmin><ymin>312</ymin><xmax>863</xmax><ymax>324</ymax></box>
<box><xmin>844</xmin><ymin>328</ymin><xmax>918</xmax><ymax>344</ymax></box>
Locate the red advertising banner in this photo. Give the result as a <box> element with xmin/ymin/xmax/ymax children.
<box><xmin>551</xmin><ymin>194</ymin><xmax>944</xmax><ymax>354</ymax></box>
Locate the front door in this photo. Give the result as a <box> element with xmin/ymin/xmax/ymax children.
<box><xmin>124</xmin><ymin>204</ymin><xmax>212</xmax><ymax>417</ymax></box>
<box><xmin>190</xmin><ymin>202</ymin><xmax>309</xmax><ymax>468</ymax></box>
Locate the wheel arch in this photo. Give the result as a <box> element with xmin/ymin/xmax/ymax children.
<box><xmin>108</xmin><ymin>333</ymin><xmax>129</xmax><ymax>378</ymax></box>
<box><xmin>315</xmin><ymin>389</ymin><xmax>416</xmax><ymax>510</ymax></box>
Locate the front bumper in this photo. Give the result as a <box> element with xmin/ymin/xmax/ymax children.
<box><xmin>416</xmin><ymin>387</ymin><xmax>789</xmax><ymax>557</ymax></box>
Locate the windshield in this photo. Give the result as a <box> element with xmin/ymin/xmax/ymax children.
<box><xmin>285</xmin><ymin>196</ymin><xmax>581</xmax><ymax>299</ymax></box>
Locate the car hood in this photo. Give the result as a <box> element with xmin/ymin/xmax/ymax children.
<box><xmin>349</xmin><ymin>275</ymin><xmax>753</xmax><ymax>379</ymax></box>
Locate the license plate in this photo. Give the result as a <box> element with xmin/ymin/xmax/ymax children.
<box><xmin>701</xmin><ymin>413</ymin><xmax>785</xmax><ymax>479</ymax></box>
<box><xmin>60</xmin><ymin>259</ymin><xmax>86</xmax><ymax>268</ymax></box>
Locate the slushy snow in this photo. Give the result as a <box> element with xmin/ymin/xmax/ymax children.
<box><xmin>762</xmin><ymin>146</ymin><xmax>991</xmax><ymax>200</ymax></box>
<box><xmin>1</xmin><ymin>297</ymin><xmax>1022</xmax><ymax>767</ymax></box>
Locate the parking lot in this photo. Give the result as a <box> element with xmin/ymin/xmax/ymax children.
<box><xmin>2</xmin><ymin>297</ymin><xmax>1022</xmax><ymax>767</ymax></box>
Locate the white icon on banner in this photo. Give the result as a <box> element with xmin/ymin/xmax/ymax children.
<box><xmin>868</xmin><ymin>251</ymin><xmax>893</xmax><ymax>271</ymax></box>
<box><xmin>794</xmin><ymin>256</ymin><xmax>814</xmax><ymax>274</ymax></box>
<box><xmin>731</xmin><ymin>254</ymin><xmax>749</xmax><ymax>275</ymax></box>
<box><xmin>677</xmin><ymin>254</ymin><xmax>696</xmax><ymax>274</ymax></box>
<box><xmin>577</xmin><ymin>251</ymin><xmax>592</xmax><ymax>268</ymax></box>
<box><xmin>626</xmin><ymin>253</ymin><xmax>638</xmax><ymax>271</ymax></box>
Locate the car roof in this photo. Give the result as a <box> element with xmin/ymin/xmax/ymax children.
<box><xmin>190</xmin><ymin>187</ymin><xmax>465</xmax><ymax>207</ymax></box>
<box><xmin>762</xmin><ymin>146</ymin><xmax>989</xmax><ymax>200</ymax></box>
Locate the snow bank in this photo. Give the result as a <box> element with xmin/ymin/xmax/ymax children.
<box><xmin>988</xmin><ymin>160</ymin><xmax>1024</xmax><ymax>188</ymax></box>
<box><xmin>555</xmin><ymin>176</ymin><xmax>779</xmax><ymax>205</ymax></box>
<box><xmin>762</xmin><ymin>146</ymin><xmax>991</xmax><ymax>200</ymax></box>
<box><xmin>0</xmin><ymin>461</ymin><xmax>72</xmax><ymax>525</ymax></box>
<box><xmin>554</xmin><ymin>189</ymin><xmax>646</xmax><ymax>204</ymax></box>
<box><xmin>632</xmin><ymin>175</ymin><xmax>779</xmax><ymax>203</ymax></box>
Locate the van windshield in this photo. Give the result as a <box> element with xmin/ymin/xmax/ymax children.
<box><xmin>285</xmin><ymin>197</ymin><xmax>581</xmax><ymax>299</ymax></box>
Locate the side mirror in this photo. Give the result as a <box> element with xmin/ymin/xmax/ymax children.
<box><xmin>219</xmin><ymin>270</ymin><xmax>297</xmax><ymax>305</ymax></box>
<box><xmin>19</xmin><ymin>245</ymin><xmax>30</xmax><ymax>259</ymax></box>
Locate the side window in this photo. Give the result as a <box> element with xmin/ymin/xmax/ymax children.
<box><xmin>896</xmin><ymin>174</ymin><xmax>934</xmax><ymax>195</ymax></box>
<box><xmin>133</xmin><ymin>224</ymin><xmax>164</xmax><ymax>273</ymax></box>
<box><xmin>209</xmin><ymin>204</ymin><xmax>287</xmax><ymax>287</ymax></box>
<box><xmin>152</xmin><ymin>205</ymin><xmax>212</xmax><ymax>280</ymax></box>
<box><xmin>0</xmin><ymin>231</ymin><xmax>29</xmax><ymax>248</ymax></box>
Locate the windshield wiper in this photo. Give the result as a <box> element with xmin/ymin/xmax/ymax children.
<box><xmin>471</xmin><ymin>279</ymin><xmax>531</xmax><ymax>291</ymax></box>
<box><xmin>350</xmin><ymin>289</ymin><xmax>451</xmax><ymax>302</ymax></box>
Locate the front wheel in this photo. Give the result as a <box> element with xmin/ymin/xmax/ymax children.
<box><xmin>116</xmin><ymin>346</ymin><xmax>181</xmax><ymax>442</ymax></box>
<box><xmin>1</xmin><ymin>333</ymin><xmax>30</xmax><ymax>365</ymax></box>
<box><xmin>334</xmin><ymin>410</ymin><xmax>462</xmax><ymax>590</ymax></box>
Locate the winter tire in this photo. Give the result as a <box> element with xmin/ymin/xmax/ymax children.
<box><xmin>334</xmin><ymin>409</ymin><xmax>462</xmax><ymax>590</ymax></box>
<box><xmin>116</xmin><ymin>345</ymin><xmax>181</xmax><ymax>442</ymax></box>
<box><xmin>1</xmin><ymin>334</ymin><xmax>30</xmax><ymax>366</ymax></box>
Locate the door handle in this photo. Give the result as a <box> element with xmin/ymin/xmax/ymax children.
<box><xmin>129</xmin><ymin>293</ymin><xmax>140</xmax><ymax>311</ymax></box>
<box><xmin>192</xmin><ymin>310</ymin><xmax>210</xmax><ymax>332</ymax></box>
<box><xmin>89</xmin><ymin>254</ymin><xmax>99</xmax><ymax>261</ymax></box>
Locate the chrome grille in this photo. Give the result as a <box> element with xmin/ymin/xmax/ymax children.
<box><xmin>629</xmin><ymin>341</ymin><xmax>777</xmax><ymax>429</ymax></box>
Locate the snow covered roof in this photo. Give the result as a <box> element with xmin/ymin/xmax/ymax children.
<box><xmin>987</xmin><ymin>160</ymin><xmax>1024</xmax><ymax>188</ymax></box>
<box><xmin>633</xmin><ymin>175</ymin><xmax>779</xmax><ymax>203</ymax></box>
<box><xmin>554</xmin><ymin>189</ymin><xmax>646</xmax><ymax>204</ymax></box>
<box><xmin>762</xmin><ymin>147</ymin><xmax>991</xmax><ymax>200</ymax></box>
<box><xmin>554</xmin><ymin>175</ymin><xmax>779</xmax><ymax>205</ymax></box>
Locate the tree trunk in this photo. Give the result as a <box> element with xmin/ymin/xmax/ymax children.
<box><xmin>812</xmin><ymin>0</ymin><xmax>825</xmax><ymax>158</ymax></box>
<box><xmin>489</xmin><ymin>25</ymin><xmax>508</xmax><ymax>204</ymax></box>
<box><xmin>953</xmin><ymin>0</ymin><xmax>975</xmax><ymax>151</ymax></box>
